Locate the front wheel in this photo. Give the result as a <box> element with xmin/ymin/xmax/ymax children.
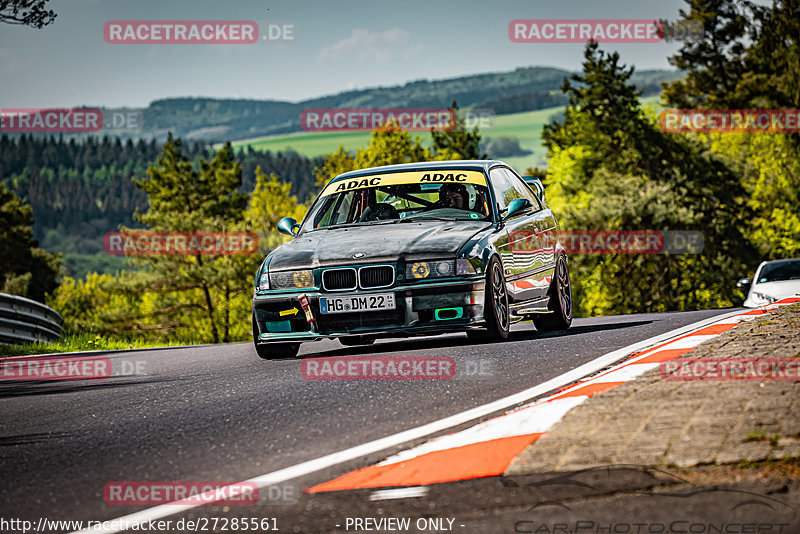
<box><xmin>533</xmin><ymin>253</ymin><xmax>572</xmax><ymax>332</ymax></box>
<box><xmin>253</xmin><ymin>314</ymin><xmax>300</xmax><ymax>359</ymax></box>
<box><xmin>467</xmin><ymin>256</ymin><xmax>510</xmax><ymax>342</ymax></box>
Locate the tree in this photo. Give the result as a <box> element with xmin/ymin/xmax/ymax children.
<box><xmin>662</xmin><ymin>0</ymin><xmax>800</xmax><ymax>262</ymax></box>
<box><xmin>314</xmin><ymin>146</ymin><xmax>359</xmax><ymax>187</ymax></box>
<box><xmin>430</xmin><ymin>100</ymin><xmax>486</xmax><ymax>159</ymax></box>
<box><xmin>544</xmin><ymin>42</ymin><xmax>651</xmax><ymax>167</ymax></box>
<box><xmin>737</xmin><ymin>0</ymin><xmax>800</xmax><ymax>110</ymax></box>
<box><xmin>710</xmin><ymin>133</ymin><xmax>800</xmax><ymax>259</ymax></box>
<box><xmin>246</xmin><ymin>167</ymin><xmax>306</xmax><ymax>254</ymax></box>
<box><xmin>315</xmin><ymin>115</ymin><xmax>487</xmax><ymax>187</ymax></box>
<box><xmin>663</xmin><ymin>0</ymin><xmax>799</xmax><ymax>111</ymax></box>
<box><xmin>0</xmin><ymin>183</ymin><xmax>60</xmax><ymax>301</ymax></box>
<box><xmin>661</xmin><ymin>0</ymin><xmax>753</xmax><ymax>109</ymax></box>
<box><xmin>0</xmin><ymin>0</ymin><xmax>56</xmax><ymax>28</ymax></box>
<box><xmin>116</xmin><ymin>135</ymin><xmax>251</xmax><ymax>343</ymax></box>
<box><xmin>46</xmin><ymin>140</ymin><xmax>309</xmax><ymax>344</ymax></box>
<box><xmin>316</xmin><ymin>122</ymin><xmax>437</xmax><ymax>186</ymax></box>
<box><xmin>543</xmin><ymin>43</ymin><xmax>756</xmax><ymax>316</ymax></box>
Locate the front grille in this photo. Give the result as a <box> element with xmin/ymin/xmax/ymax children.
<box><xmin>359</xmin><ymin>265</ymin><xmax>394</xmax><ymax>289</ymax></box>
<box><xmin>322</xmin><ymin>268</ymin><xmax>357</xmax><ymax>291</ymax></box>
<box><xmin>316</xmin><ymin>309</ymin><xmax>404</xmax><ymax>334</ymax></box>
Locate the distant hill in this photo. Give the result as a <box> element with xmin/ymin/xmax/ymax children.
<box><xmin>230</xmin><ymin>96</ymin><xmax>663</xmax><ymax>173</ymax></box>
<box><xmin>93</xmin><ymin>66</ymin><xmax>679</xmax><ymax>143</ymax></box>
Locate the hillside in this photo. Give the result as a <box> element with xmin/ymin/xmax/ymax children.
<box><xmin>35</xmin><ymin>67</ymin><xmax>677</xmax><ymax>144</ymax></box>
<box><xmin>231</xmin><ymin>96</ymin><xmax>662</xmax><ymax>171</ymax></box>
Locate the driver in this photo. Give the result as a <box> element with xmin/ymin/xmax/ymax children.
<box><xmin>439</xmin><ymin>183</ymin><xmax>468</xmax><ymax>210</ymax></box>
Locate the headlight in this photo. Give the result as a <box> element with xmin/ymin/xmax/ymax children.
<box><xmin>406</xmin><ymin>259</ymin><xmax>478</xmax><ymax>280</ymax></box>
<box><xmin>750</xmin><ymin>292</ymin><xmax>776</xmax><ymax>305</ymax></box>
<box><xmin>269</xmin><ymin>269</ymin><xmax>315</xmax><ymax>289</ymax></box>
<box><xmin>258</xmin><ymin>272</ymin><xmax>269</xmax><ymax>290</ymax></box>
<box><xmin>407</xmin><ymin>260</ymin><xmax>453</xmax><ymax>280</ymax></box>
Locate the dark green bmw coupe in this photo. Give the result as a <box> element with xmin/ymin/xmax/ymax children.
<box><xmin>251</xmin><ymin>160</ymin><xmax>572</xmax><ymax>359</ymax></box>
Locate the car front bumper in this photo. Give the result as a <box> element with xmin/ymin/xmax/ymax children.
<box><xmin>252</xmin><ymin>277</ymin><xmax>486</xmax><ymax>343</ymax></box>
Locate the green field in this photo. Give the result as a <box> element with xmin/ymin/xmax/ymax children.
<box><xmin>229</xmin><ymin>97</ymin><xmax>660</xmax><ymax>172</ymax></box>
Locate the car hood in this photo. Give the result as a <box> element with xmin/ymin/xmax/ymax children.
<box><xmin>268</xmin><ymin>220</ymin><xmax>491</xmax><ymax>270</ymax></box>
<box><xmin>744</xmin><ymin>280</ymin><xmax>800</xmax><ymax>307</ymax></box>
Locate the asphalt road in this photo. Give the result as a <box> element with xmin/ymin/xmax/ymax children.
<box><xmin>0</xmin><ymin>309</ymin><xmax>733</xmax><ymax>532</ymax></box>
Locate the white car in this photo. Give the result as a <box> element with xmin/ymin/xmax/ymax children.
<box><xmin>738</xmin><ymin>258</ymin><xmax>800</xmax><ymax>307</ymax></box>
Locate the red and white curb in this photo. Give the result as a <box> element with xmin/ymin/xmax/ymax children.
<box><xmin>308</xmin><ymin>298</ymin><xmax>800</xmax><ymax>493</ymax></box>
<box><xmin>70</xmin><ymin>300</ymin><xmax>798</xmax><ymax>533</ymax></box>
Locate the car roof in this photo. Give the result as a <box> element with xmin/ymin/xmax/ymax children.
<box><xmin>755</xmin><ymin>257</ymin><xmax>800</xmax><ymax>275</ymax></box>
<box><xmin>330</xmin><ymin>160</ymin><xmax>510</xmax><ymax>183</ymax></box>
<box><xmin>761</xmin><ymin>258</ymin><xmax>800</xmax><ymax>264</ymax></box>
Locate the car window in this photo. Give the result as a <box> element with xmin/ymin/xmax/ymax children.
<box><xmin>504</xmin><ymin>169</ymin><xmax>542</xmax><ymax>211</ymax></box>
<box><xmin>757</xmin><ymin>260</ymin><xmax>800</xmax><ymax>283</ymax></box>
<box><xmin>489</xmin><ymin>168</ymin><xmax>520</xmax><ymax>214</ymax></box>
<box><xmin>490</xmin><ymin>167</ymin><xmax>537</xmax><ymax>216</ymax></box>
<box><xmin>304</xmin><ymin>170</ymin><xmax>493</xmax><ymax>231</ymax></box>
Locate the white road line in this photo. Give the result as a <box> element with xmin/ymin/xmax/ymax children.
<box><xmin>590</xmin><ymin>362</ymin><xmax>661</xmax><ymax>383</ymax></box>
<box><xmin>369</xmin><ymin>487</ymin><xmax>429</xmax><ymax>501</ymax></box>
<box><xmin>71</xmin><ymin>309</ymin><xmax>739</xmax><ymax>534</ymax></box>
<box><xmin>661</xmin><ymin>334</ymin><xmax>718</xmax><ymax>349</ymax></box>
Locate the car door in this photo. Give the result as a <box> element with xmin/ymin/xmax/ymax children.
<box><xmin>488</xmin><ymin>167</ymin><xmax>543</xmax><ymax>303</ymax></box>
<box><xmin>486</xmin><ymin>168</ymin><xmax>513</xmax><ymax>286</ymax></box>
<box><xmin>507</xmin><ymin>169</ymin><xmax>558</xmax><ymax>285</ymax></box>
<box><xmin>508</xmin><ymin>168</ymin><xmax>555</xmax><ymax>301</ymax></box>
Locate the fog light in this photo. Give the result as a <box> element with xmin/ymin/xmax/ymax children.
<box><xmin>265</xmin><ymin>320</ymin><xmax>291</xmax><ymax>333</ymax></box>
<box><xmin>434</xmin><ymin>307</ymin><xmax>463</xmax><ymax>320</ymax></box>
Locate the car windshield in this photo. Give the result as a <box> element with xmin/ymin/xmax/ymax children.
<box><xmin>757</xmin><ymin>260</ymin><xmax>800</xmax><ymax>283</ymax></box>
<box><xmin>302</xmin><ymin>170</ymin><xmax>493</xmax><ymax>231</ymax></box>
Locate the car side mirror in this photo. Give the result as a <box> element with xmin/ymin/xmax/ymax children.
<box><xmin>523</xmin><ymin>177</ymin><xmax>546</xmax><ymax>203</ymax></box>
<box><xmin>503</xmin><ymin>198</ymin><xmax>531</xmax><ymax>220</ymax></box>
<box><xmin>737</xmin><ymin>277</ymin><xmax>752</xmax><ymax>291</ymax></box>
<box><xmin>277</xmin><ymin>217</ymin><xmax>299</xmax><ymax>237</ymax></box>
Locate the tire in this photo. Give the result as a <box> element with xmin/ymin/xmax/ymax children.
<box><xmin>252</xmin><ymin>314</ymin><xmax>300</xmax><ymax>360</ymax></box>
<box><xmin>467</xmin><ymin>256</ymin><xmax>510</xmax><ymax>342</ymax></box>
<box><xmin>533</xmin><ymin>253</ymin><xmax>573</xmax><ymax>332</ymax></box>
<box><xmin>339</xmin><ymin>336</ymin><xmax>376</xmax><ymax>346</ymax></box>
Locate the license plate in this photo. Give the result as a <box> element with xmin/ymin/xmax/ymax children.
<box><xmin>319</xmin><ymin>293</ymin><xmax>395</xmax><ymax>314</ymax></box>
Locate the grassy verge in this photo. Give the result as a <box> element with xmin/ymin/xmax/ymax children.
<box><xmin>0</xmin><ymin>333</ymin><xmax>211</xmax><ymax>358</ymax></box>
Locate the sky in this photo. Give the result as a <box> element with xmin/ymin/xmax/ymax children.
<box><xmin>0</xmin><ymin>0</ymin><xmax>703</xmax><ymax>108</ymax></box>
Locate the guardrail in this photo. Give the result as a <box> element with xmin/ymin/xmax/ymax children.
<box><xmin>0</xmin><ymin>292</ymin><xmax>64</xmax><ymax>345</ymax></box>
